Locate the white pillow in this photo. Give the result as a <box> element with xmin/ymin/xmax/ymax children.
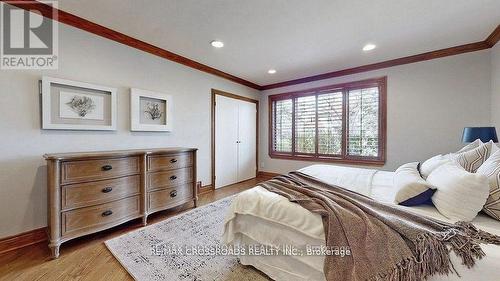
<box><xmin>394</xmin><ymin>162</ymin><xmax>435</xmax><ymax>206</ymax></box>
<box><xmin>491</xmin><ymin>142</ymin><xmax>499</xmax><ymax>155</ymax></box>
<box><xmin>429</xmin><ymin>162</ymin><xmax>489</xmax><ymax>222</ymax></box>
<box><xmin>476</xmin><ymin>150</ymin><xmax>500</xmax><ymax>221</ymax></box>
<box><xmin>456</xmin><ymin>139</ymin><xmax>482</xmax><ymax>153</ymax></box>
<box><xmin>453</xmin><ymin>141</ymin><xmax>492</xmax><ymax>172</ymax></box>
<box><xmin>420</xmin><ymin>155</ymin><xmax>451</xmax><ymax>179</ymax></box>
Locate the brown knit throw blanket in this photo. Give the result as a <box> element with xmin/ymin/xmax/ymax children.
<box><xmin>258</xmin><ymin>171</ymin><xmax>500</xmax><ymax>281</ymax></box>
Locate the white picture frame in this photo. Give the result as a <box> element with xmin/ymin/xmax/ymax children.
<box><xmin>130</xmin><ymin>88</ymin><xmax>173</xmax><ymax>132</ymax></box>
<box><xmin>41</xmin><ymin>76</ymin><xmax>117</xmax><ymax>130</ymax></box>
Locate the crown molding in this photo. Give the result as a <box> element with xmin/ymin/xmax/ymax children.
<box><xmin>260</xmin><ymin>40</ymin><xmax>492</xmax><ymax>90</ymax></box>
<box><xmin>262</xmin><ymin>24</ymin><xmax>499</xmax><ymax>90</ymax></box>
<box><xmin>485</xmin><ymin>24</ymin><xmax>500</xmax><ymax>47</ymax></box>
<box><xmin>1</xmin><ymin>0</ymin><xmax>262</xmax><ymax>90</ymax></box>
<box><xmin>2</xmin><ymin>1</ymin><xmax>498</xmax><ymax>91</ymax></box>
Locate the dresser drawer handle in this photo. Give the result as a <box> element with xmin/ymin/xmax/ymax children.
<box><xmin>102</xmin><ymin>210</ymin><xmax>113</xmax><ymax>217</ymax></box>
<box><xmin>102</xmin><ymin>187</ymin><xmax>113</xmax><ymax>193</ymax></box>
<box><xmin>170</xmin><ymin>190</ymin><xmax>177</xmax><ymax>198</ymax></box>
<box><xmin>170</xmin><ymin>158</ymin><xmax>177</xmax><ymax>163</ymax></box>
<box><xmin>102</xmin><ymin>165</ymin><xmax>113</xmax><ymax>171</ymax></box>
<box><xmin>170</xmin><ymin>175</ymin><xmax>177</xmax><ymax>180</ymax></box>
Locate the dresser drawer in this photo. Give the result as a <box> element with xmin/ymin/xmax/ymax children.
<box><xmin>61</xmin><ymin>175</ymin><xmax>140</xmax><ymax>210</ymax></box>
<box><xmin>61</xmin><ymin>157</ymin><xmax>140</xmax><ymax>184</ymax></box>
<box><xmin>148</xmin><ymin>153</ymin><xmax>193</xmax><ymax>171</ymax></box>
<box><xmin>61</xmin><ymin>196</ymin><xmax>140</xmax><ymax>236</ymax></box>
<box><xmin>148</xmin><ymin>184</ymin><xmax>193</xmax><ymax>212</ymax></box>
<box><xmin>147</xmin><ymin>167</ymin><xmax>193</xmax><ymax>190</ymax></box>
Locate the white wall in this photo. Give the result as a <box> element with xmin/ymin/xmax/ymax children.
<box><xmin>0</xmin><ymin>24</ymin><xmax>259</xmax><ymax>238</ymax></box>
<box><xmin>0</xmin><ymin>19</ymin><xmax>495</xmax><ymax>239</ymax></box>
<box><xmin>491</xmin><ymin>44</ymin><xmax>500</xmax><ymax>126</ymax></box>
<box><xmin>259</xmin><ymin>50</ymin><xmax>492</xmax><ymax>174</ymax></box>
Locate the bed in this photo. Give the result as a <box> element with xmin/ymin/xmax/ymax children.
<box><xmin>222</xmin><ymin>164</ymin><xmax>500</xmax><ymax>281</ymax></box>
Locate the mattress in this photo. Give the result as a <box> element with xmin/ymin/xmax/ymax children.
<box><xmin>222</xmin><ymin>164</ymin><xmax>500</xmax><ymax>281</ymax></box>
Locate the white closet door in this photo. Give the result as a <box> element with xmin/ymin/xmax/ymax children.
<box><xmin>215</xmin><ymin>95</ymin><xmax>239</xmax><ymax>189</ymax></box>
<box><xmin>237</xmin><ymin>100</ymin><xmax>257</xmax><ymax>181</ymax></box>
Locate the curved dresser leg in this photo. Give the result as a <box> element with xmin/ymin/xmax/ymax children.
<box><xmin>49</xmin><ymin>244</ymin><xmax>60</xmax><ymax>259</ymax></box>
<box><xmin>142</xmin><ymin>215</ymin><xmax>148</xmax><ymax>226</ymax></box>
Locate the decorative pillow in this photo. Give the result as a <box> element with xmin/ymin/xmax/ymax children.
<box><xmin>476</xmin><ymin>150</ymin><xmax>500</xmax><ymax>221</ymax></box>
<box><xmin>429</xmin><ymin>162</ymin><xmax>489</xmax><ymax>222</ymax></box>
<box><xmin>453</xmin><ymin>141</ymin><xmax>492</xmax><ymax>172</ymax></box>
<box><xmin>420</xmin><ymin>155</ymin><xmax>451</xmax><ymax>179</ymax></box>
<box><xmin>491</xmin><ymin>142</ymin><xmax>499</xmax><ymax>156</ymax></box>
<box><xmin>394</xmin><ymin>162</ymin><xmax>435</xmax><ymax>206</ymax></box>
<box><xmin>456</xmin><ymin>139</ymin><xmax>482</xmax><ymax>153</ymax></box>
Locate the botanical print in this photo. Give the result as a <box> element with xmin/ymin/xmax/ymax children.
<box><xmin>59</xmin><ymin>91</ymin><xmax>104</xmax><ymax>120</ymax></box>
<box><xmin>139</xmin><ymin>96</ymin><xmax>166</xmax><ymax>125</ymax></box>
<box><xmin>144</xmin><ymin>102</ymin><xmax>163</xmax><ymax>120</ymax></box>
<box><xmin>66</xmin><ymin>95</ymin><xmax>95</xmax><ymax>117</ymax></box>
<box><xmin>131</xmin><ymin>88</ymin><xmax>171</xmax><ymax>131</ymax></box>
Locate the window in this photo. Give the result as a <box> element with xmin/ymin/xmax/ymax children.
<box><xmin>269</xmin><ymin>77</ymin><xmax>386</xmax><ymax>165</ymax></box>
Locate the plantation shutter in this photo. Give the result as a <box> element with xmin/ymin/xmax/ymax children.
<box><xmin>347</xmin><ymin>87</ymin><xmax>380</xmax><ymax>157</ymax></box>
<box><xmin>269</xmin><ymin>77</ymin><xmax>385</xmax><ymax>164</ymax></box>
<box><xmin>317</xmin><ymin>92</ymin><xmax>343</xmax><ymax>155</ymax></box>
<box><xmin>295</xmin><ymin>95</ymin><xmax>317</xmax><ymax>153</ymax></box>
<box><xmin>272</xmin><ymin>99</ymin><xmax>293</xmax><ymax>153</ymax></box>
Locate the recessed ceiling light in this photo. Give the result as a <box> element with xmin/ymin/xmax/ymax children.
<box><xmin>268</xmin><ymin>69</ymin><xmax>277</xmax><ymax>74</ymax></box>
<box><xmin>363</xmin><ymin>44</ymin><xmax>376</xmax><ymax>51</ymax></box>
<box><xmin>210</xmin><ymin>40</ymin><xmax>224</xmax><ymax>48</ymax></box>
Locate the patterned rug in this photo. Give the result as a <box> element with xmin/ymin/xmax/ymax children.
<box><xmin>105</xmin><ymin>196</ymin><xmax>270</xmax><ymax>281</ymax></box>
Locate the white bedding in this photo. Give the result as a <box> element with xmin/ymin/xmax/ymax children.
<box><xmin>222</xmin><ymin>164</ymin><xmax>500</xmax><ymax>281</ymax></box>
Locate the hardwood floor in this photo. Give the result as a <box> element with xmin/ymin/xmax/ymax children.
<box><xmin>0</xmin><ymin>176</ymin><xmax>272</xmax><ymax>281</ymax></box>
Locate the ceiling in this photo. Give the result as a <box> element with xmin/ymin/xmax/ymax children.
<box><xmin>58</xmin><ymin>0</ymin><xmax>500</xmax><ymax>86</ymax></box>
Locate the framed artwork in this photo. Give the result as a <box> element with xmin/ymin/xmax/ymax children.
<box><xmin>41</xmin><ymin>76</ymin><xmax>117</xmax><ymax>130</ymax></box>
<box><xmin>130</xmin><ymin>88</ymin><xmax>173</xmax><ymax>132</ymax></box>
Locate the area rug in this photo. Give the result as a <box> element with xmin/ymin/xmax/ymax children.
<box><xmin>105</xmin><ymin>196</ymin><xmax>270</xmax><ymax>281</ymax></box>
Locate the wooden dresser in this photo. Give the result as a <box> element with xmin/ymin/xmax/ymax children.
<box><xmin>44</xmin><ymin>148</ymin><xmax>197</xmax><ymax>258</ymax></box>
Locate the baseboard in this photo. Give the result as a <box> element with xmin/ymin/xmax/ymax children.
<box><xmin>200</xmin><ymin>173</ymin><xmax>277</xmax><ymax>193</ymax></box>
<box><xmin>0</xmin><ymin>227</ymin><xmax>47</xmax><ymax>254</ymax></box>
<box><xmin>257</xmin><ymin>171</ymin><xmax>280</xmax><ymax>178</ymax></box>
<box><xmin>198</xmin><ymin>184</ymin><xmax>214</xmax><ymax>195</ymax></box>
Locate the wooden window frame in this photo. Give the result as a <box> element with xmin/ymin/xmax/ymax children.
<box><xmin>268</xmin><ymin>76</ymin><xmax>387</xmax><ymax>166</ymax></box>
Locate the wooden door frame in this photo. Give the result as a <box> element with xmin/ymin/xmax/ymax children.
<box><xmin>211</xmin><ymin>89</ymin><xmax>259</xmax><ymax>190</ymax></box>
